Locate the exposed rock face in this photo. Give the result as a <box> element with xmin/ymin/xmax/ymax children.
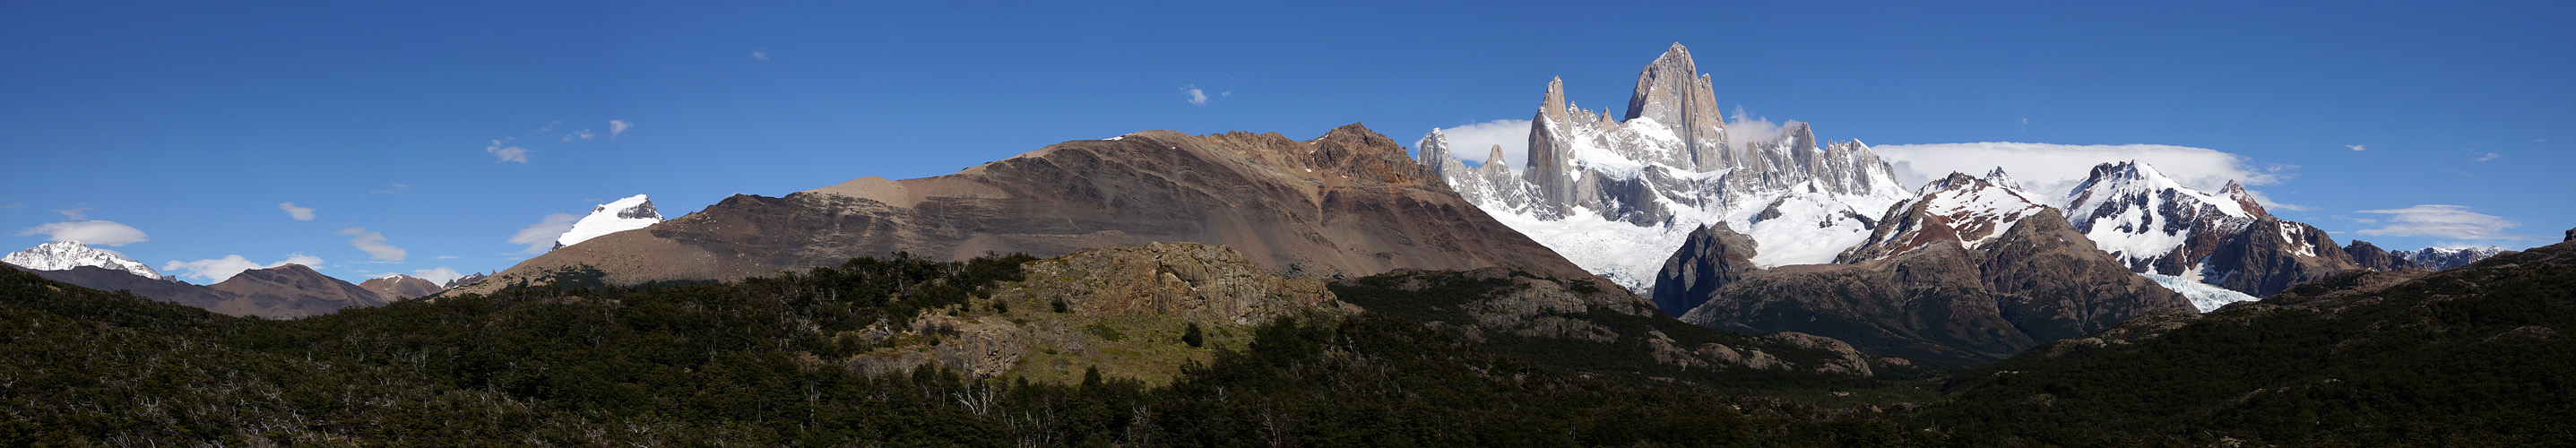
<box><xmin>2567</xmin><ymin>227</ymin><xmax>2574</xmax><ymax>242</ymax></box>
<box><xmin>1676</xmin><ymin>170</ymin><xmax>2191</xmax><ymax>366</ymax></box>
<box><xmin>2341</xmin><ymin>240</ymin><xmax>2416</xmax><ymax>271</ymax></box>
<box><xmin>467</xmin><ymin>124</ymin><xmax>1590</xmax><ymax>293</ymax></box>
<box><xmin>1338</xmin><ymin>267</ymin><xmax>1881</xmax><ymax>376</ymax></box>
<box><xmin>206</xmin><ymin>264</ymin><xmax>388</xmax><ymax>319</ymax></box>
<box><xmin>358</xmin><ymin>274</ymin><xmax>445</xmax><ymax>301</ymax></box>
<box><xmin>1649</xmin><ymin>222</ymin><xmax>1758</xmax><ymax>314</ymax></box>
<box><xmin>1007</xmin><ymin>242</ymin><xmax>1356</xmax><ymax>325</ymax></box>
<box><xmin>442</xmin><ymin>272</ymin><xmax>488</xmax><ymax>289</ymax></box>
<box><xmin>1422</xmin><ymin>42</ymin><xmax>1911</xmax><ymax>291</ymax></box>
<box><xmin>2195</xmin><ymin>217</ymin><xmax>2363</xmax><ymax>297</ymax></box>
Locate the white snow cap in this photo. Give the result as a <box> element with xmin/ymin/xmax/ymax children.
<box><xmin>554</xmin><ymin>194</ymin><xmax>665</xmax><ymax>249</ymax></box>
<box><xmin>4</xmin><ymin>240</ymin><xmax>163</xmax><ymax>280</ymax></box>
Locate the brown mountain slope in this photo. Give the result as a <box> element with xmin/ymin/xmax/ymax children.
<box><xmin>358</xmin><ymin>274</ymin><xmax>444</xmax><ymax>301</ymax></box>
<box><xmin>462</xmin><ymin>124</ymin><xmax>1591</xmax><ymax>293</ymax></box>
<box><xmin>207</xmin><ymin>264</ymin><xmax>387</xmax><ymax>319</ymax></box>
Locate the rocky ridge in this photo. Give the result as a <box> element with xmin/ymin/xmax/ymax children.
<box><xmin>3</xmin><ymin>241</ymin><xmax>162</xmax><ymax>280</ymax></box>
<box><xmin>465</xmin><ymin>123</ymin><xmax>1589</xmax><ymax>294</ymax></box>
<box><xmin>358</xmin><ymin>274</ymin><xmax>445</xmax><ymax>301</ymax></box>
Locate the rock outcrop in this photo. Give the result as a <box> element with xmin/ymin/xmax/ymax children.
<box><xmin>2341</xmin><ymin>240</ymin><xmax>2416</xmax><ymax>271</ymax></box>
<box><xmin>1007</xmin><ymin>242</ymin><xmax>1356</xmax><ymax>325</ymax></box>
<box><xmin>1648</xmin><ymin>223</ymin><xmax>1758</xmax><ymax>314</ymax></box>
<box><xmin>466</xmin><ymin>124</ymin><xmax>1589</xmax><ymax>293</ymax></box>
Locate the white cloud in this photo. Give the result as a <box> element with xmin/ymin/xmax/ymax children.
<box><xmin>487</xmin><ymin>139</ymin><xmax>530</xmax><ymax>163</ymax></box>
<box><xmin>1182</xmin><ymin>84</ymin><xmax>1210</xmax><ymax>106</ymax></box>
<box><xmin>1724</xmin><ymin>108</ymin><xmax>1794</xmax><ymax>156</ymax></box>
<box><xmin>55</xmin><ymin>207</ymin><xmax>91</xmax><ymax>220</ymax></box>
<box><xmin>1423</xmin><ymin>119</ymin><xmax>1533</xmax><ymax>169</ymax></box>
<box><xmin>507</xmin><ymin>212</ymin><xmax>582</xmax><ymax>254</ymax></box>
<box><xmin>162</xmin><ymin>253</ymin><xmax>324</xmax><ymax>283</ymax></box>
<box><xmin>337</xmin><ymin>228</ymin><xmax>407</xmax><ymax>262</ymax></box>
<box><xmin>561</xmin><ymin>129</ymin><xmax>594</xmax><ymax>142</ymax></box>
<box><xmin>409</xmin><ymin>266</ymin><xmax>467</xmax><ymax>285</ymax></box>
<box><xmin>2354</xmin><ymin>204</ymin><xmax>2534</xmax><ymax>242</ymax></box>
<box><xmin>1871</xmin><ymin>142</ymin><xmax>2293</xmax><ymax>201</ymax></box>
<box><xmin>278</xmin><ymin>202</ymin><xmax>316</xmax><ymax>220</ymax></box>
<box><xmin>751</xmin><ymin>50</ymin><xmax>768</xmax><ymax>61</ymax></box>
<box><xmin>2473</xmin><ymin>151</ymin><xmax>2500</xmax><ymax>161</ymax></box>
<box><xmin>17</xmin><ymin>220</ymin><xmax>149</xmax><ymax>246</ymax></box>
<box><xmin>540</xmin><ymin>120</ymin><xmax>562</xmax><ymax>133</ymax></box>
<box><xmin>2347</xmin><ymin>144</ymin><xmax>2366</xmax><ymax>151</ymax></box>
<box><xmin>372</xmin><ymin>183</ymin><xmax>411</xmax><ymax>194</ymax></box>
<box><xmin>609</xmin><ymin>120</ymin><xmax>633</xmax><ymax>138</ymax></box>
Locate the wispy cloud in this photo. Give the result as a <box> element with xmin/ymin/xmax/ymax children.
<box><xmin>540</xmin><ymin>120</ymin><xmax>563</xmax><ymax>133</ymax></box>
<box><xmin>371</xmin><ymin>183</ymin><xmax>411</xmax><ymax>194</ymax></box>
<box><xmin>55</xmin><ymin>207</ymin><xmax>91</xmax><ymax>220</ymax></box>
<box><xmin>17</xmin><ymin>220</ymin><xmax>149</xmax><ymax>246</ymax></box>
<box><xmin>751</xmin><ymin>50</ymin><xmax>769</xmax><ymax>61</ymax></box>
<box><xmin>507</xmin><ymin>213</ymin><xmax>582</xmax><ymax>254</ymax></box>
<box><xmin>1182</xmin><ymin>84</ymin><xmax>1211</xmax><ymax>106</ymax></box>
<box><xmin>561</xmin><ymin>129</ymin><xmax>595</xmax><ymax>142</ymax></box>
<box><xmin>486</xmin><ymin>139</ymin><xmax>530</xmax><ymax>163</ymax></box>
<box><xmin>2354</xmin><ymin>204</ymin><xmax>2534</xmax><ymax>242</ymax></box>
<box><xmin>337</xmin><ymin>228</ymin><xmax>407</xmax><ymax>262</ymax></box>
<box><xmin>278</xmin><ymin>202</ymin><xmax>316</xmax><ymax>220</ymax></box>
<box><xmin>2346</xmin><ymin>144</ymin><xmax>2366</xmax><ymax>151</ymax></box>
<box><xmin>609</xmin><ymin>120</ymin><xmax>633</xmax><ymax>138</ymax></box>
<box><xmin>0</xmin><ymin>202</ymin><xmax>21</xmax><ymax>210</ymax></box>
<box><xmin>162</xmin><ymin>254</ymin><xmax>324</xmax><ymax>283</ymax></box>
<box><xmin>2473</xmin><ymin>151</ymin><xmax>2500</xmax><ymax>161</ymax></box>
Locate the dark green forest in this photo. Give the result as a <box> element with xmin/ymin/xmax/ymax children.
<box><xmin>4</xmin><ymin>244</ymin><xmax>2572</xmax><ymax>446</ymax></box>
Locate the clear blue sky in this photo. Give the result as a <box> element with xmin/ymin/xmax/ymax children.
<box><xmin>5</xmin><ymin>1</ymin><xmax>2570</xmax><ymax>283</ymax></box>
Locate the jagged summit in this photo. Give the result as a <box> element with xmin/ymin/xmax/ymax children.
<box><xmin>1840</xmin><ymin>171</ymin><xmax>2051</xmax><ymax>263</ymax></box>
<box><xmin>1983</xmin><ymin>167</ymin><xmax>2022</xmax><ymax>190</ymax></box>
<box><xmin>3</xmin><ymin>240</ymin><xmax>161</xmax><ymax>280</ymax></box>
<box><xmin>1419</xmin><ymin>42</ymin><xmax>1908</xmax><ymax>291</ymax></box>
<box><xmin>556</xmin><ymin>194</ymin><xmax>665</xmax><ymax>249</ymax></box>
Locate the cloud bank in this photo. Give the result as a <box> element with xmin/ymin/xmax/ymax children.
<box><xmin>17</xmin><ymin>220</ymin><xmax>150</xmax><ymax>246</ymax></box>
<box><xmin>2353</xmin><ymin>204</ymin><xmax>2533</xmax><ymax>243</ymax></box>
<box><xmin>1871</xmin><ymin>142</ymin><xmax>2293</xmax><ymax>202</ymax></box>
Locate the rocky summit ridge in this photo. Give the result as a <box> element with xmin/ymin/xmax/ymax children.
<box><xmin>4</xmin><ymin>241</ymin><xmax>162</xmax><ymax>280</ymax></box>
<box><xmin>464</xmin><ymin>123</ymin><xmax>1591</xmax><ymax>293</ymax></box>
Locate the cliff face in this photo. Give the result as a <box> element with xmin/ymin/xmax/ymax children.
<box><xmin>1648</xmin><ymin>223</ymin><xmax>1759</xmax><ymax>314</ymax></box>
<box><xmin>468</xmin><ymin>124</ymin><xmax>1591</xmax><ymax>293</ymax></box>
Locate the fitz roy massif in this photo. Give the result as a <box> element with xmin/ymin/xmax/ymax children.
<box><xmin>3</xmin><ymin>41</ymin><xmax>2563</xmax><ymax>446</ymax></box>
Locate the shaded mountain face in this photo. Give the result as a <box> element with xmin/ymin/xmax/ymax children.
<box><xmin>442</xmin><ymin>272</ymin><xmax>488</xmax><ymax>289</ymax></box>
<box><xmin>1648</xmin><ymin>222</ymin><xmax>1759</xmax><ymax>314</ymax></box>
<box><xmin>358</xmin><ymin>274</ymin><xmax>445</xmax><ymax>301</ymax></box>
<box><xmin>1931</xmin><ymin>229</ymin><xmax>2576</xmax><ymax>444</ymax></box>
<box><xmin>10</xmin><ymin>263</ymin><xmax>384</xmax><ymax>319</ymax></box>
<box><xmin>207</xmin><ymin>264</ymin><xmax>387</xmax><ymax>319</ymax></box>
<box><xmin>464</xmin><ymin>124</ymin><xmax>1590</xmax><ymax>293</ymax></box>
<box><xmin>2341</xmin><ymin>240</ymin><xmax>2415</xmax><ymax>271</ymax></box>
<box><xmin>1673</xmin><ymin>172</ymin><xmax>2190</xmax><ymax>366</ymax></box>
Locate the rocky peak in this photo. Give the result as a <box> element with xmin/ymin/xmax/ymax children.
<box><xmin>1650</xmin><ymin>222</ymin><xmax>1760</xmax><ymax>314</ymax></box>
<box><xmin>1305</xmin><ymin>123</ymin><xmax>1439</xmax><ymax>187</ymax></box>
<box><xmin>1484</xmin><ymin>144</ymin><xmax>1508</xmax><ymax>168</ymax></box>
<box><xmin>359</xmin><ymin>274</ymin><xmax>445</xmax><ymax>301</ymax></box>
<box><xmin>2</xmin><ymin>240</ymin><xmax>161</xmax><ymax>280</ymax></box>
<box><xmin>2219</xmin><ymin>180</ymin><xmax>2270</xmax><ymax>219</ymax></box>
<box><xmin>1920</xmin><ymin>171</ymin><xmax>1984</xmax><ymax>194</ymax></box>
<box><xmin>2341</xmin><ymin>240</ymin><xmax>2415</xmax><ymax>271</ymax></box>
<box><xmin>2564</xmin><ymin>226</ymin><xmax>2572</xmax><ymax>243</ymax></box>
<box><xmin>1983</xmin><ymin>167</ymin><xmax>2022</xmax><ymax>190</ymax></box>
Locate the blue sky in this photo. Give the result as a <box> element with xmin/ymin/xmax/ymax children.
<box><xmin>4</xmin><ymin>1</ymin><xmax>2570</xmax><ymax>284</ymax></box>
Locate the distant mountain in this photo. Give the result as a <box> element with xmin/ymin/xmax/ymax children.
<box><xmin>1671</xmin><ymin>172</ymin><xmax>2190</xmax><ymax>366</ymax></box>
<box><xmin>205</xmin><ymin>264</ymin><xmax>387</xmax><ymax>318</ymax></box>
<box><xmin>555</xmin><ymin>194</ymin><xmax>664</xmax><ymax>250</ymax></box>
<box><xmin>442</xmin><ymin>272</ymin><xmax>488</xmax><ymax>289</ymax></box>
<box><xmin>3</xmin><ymin>241</ymin><xmax>161</xmax><ymax>280</ymax></box>
<box><xmin>2394</xmin><ymin>246</ymin><xmax>2504</xmax><ymax>271</ymax></box>
<box><xmin>10</xmin><ymin>264</ymin><xmax>235</xmax><ymax>311</ymax></box>
<box><xmin>358</xmin><ymin>274</ymin><xmax>444</xmax><ymax>301</ymax></box>
<box><xmin>464</xmin><ymin>124</ymin><xmax>1589</xmax><ymax>293</ymax></box>
<box><xmin>1421</xmin><ymin>42</ymin><xmax>1911</xmax><ymax>292</ymax></box>
<box><xmin>2340</xmin><ymin>240</ymin><xmax>2416</xmax><ymax>271</ymax></box>
<box><xmin>2057</xmin><ymin>160</ymin><xmax>2364</xmax><ymax>297</ymax></box>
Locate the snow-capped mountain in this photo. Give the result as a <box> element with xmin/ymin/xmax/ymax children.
<box><xmin>555</xmin><ymin>194</ymin><xmax>665</xmax><ymax>249</ymax></box>
<box><xmin>1420</xmin><ymin>43</ymin><xmax>1909</xmax><ymax>291</ymax></box>
<box><xmin>1836</xmin><ymin>170</ymin><xmax>2051</xmax><ymax>263</ymax></box>
<box><xmin>2394</xmin><ymin>246</ymin><xmax>2503</xmax><ymax>271</ymax></box>
<box><xmin>2057</xmin><ymin>160</ymin><xmax>2363</xmax><ymax>297</ymax></box>
<box><xmin>3</xmin><ymin>241</ymin><xmax>162</xmax><ymax>280</ymax></box>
